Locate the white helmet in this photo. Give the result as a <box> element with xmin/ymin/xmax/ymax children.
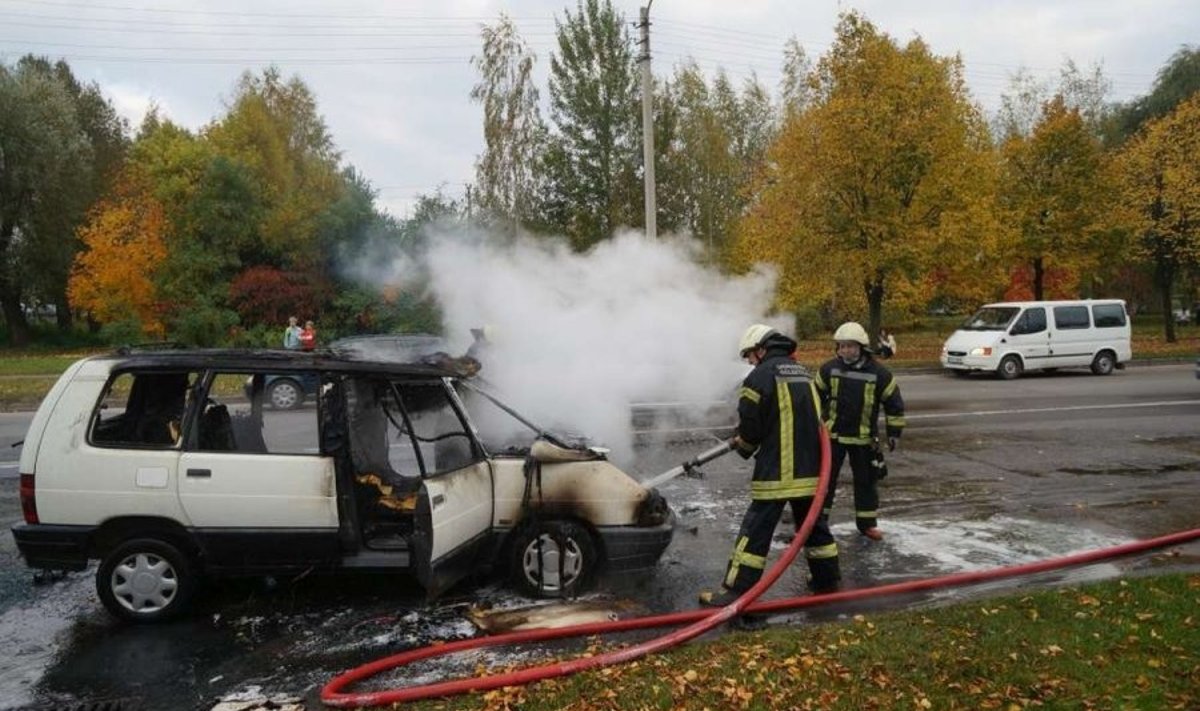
<box><xmin>833</xmin><ymin>321</ymin><xmax>870</xmax><ymax>346</ymax></box>
<box><xmin>738</xmin><ymin>324</ymin><xmax>777</xmax><ymax>356</ymax></box>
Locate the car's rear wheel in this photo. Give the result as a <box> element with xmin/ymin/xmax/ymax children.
<box><xmin>509</xmin><ymin>520</ymin><xmax>596</xmax><ymax>598</ymax></box>
<box><xmin>1091</xmin><ymin>350</ymin><xmax>1116</xmax><ymax>375</ymax></box>
<box><xmin>997</xmin><ymin>355</ymin><xmax>1023</xmax><ymax>380</ymax></box>
<box><xmin>268</xmin><ymin>378</ymin><xmax>303</xmax><ymax>409</ymax></box>
<box><xmin>97</xmin><ymin>538</ymin><xmax>197</xmax><ymax>623</ymax></box>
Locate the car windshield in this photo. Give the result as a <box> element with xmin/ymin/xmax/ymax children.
<box><xmin>960</xmin><ymin>307</ymin><xmax>1019</xmax><ymax>331</ymax></box>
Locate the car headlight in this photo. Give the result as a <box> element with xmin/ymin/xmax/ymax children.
<box><xmin>969</xmin><ymin>347</ymin><xmax>992</xmax><ymax>356</ymax></box>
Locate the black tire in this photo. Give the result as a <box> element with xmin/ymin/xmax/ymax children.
<box><xmin>96</xmin><ymin>538</ymin><xmax>198</xmax><ymax>623</ymax></box>
<box><xmin>508</xmin><ymin>520</ymin><xmax>597</xmax><ymax>598</ymax></box>
<box><xmin>1091</xmin><ymin>350</ymin><xmax>1116</xmax><ymax>375</ymax></box>
<box><xmin>268</xmin><ymin>378</ymin><xmax>303</xmax><ymax>409</ymax></box>
<box><xmin>997</xmin><ymin>355</ymin><xmax>1023</xmax><ymax>380</ymax></box>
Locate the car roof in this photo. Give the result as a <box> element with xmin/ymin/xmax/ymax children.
<box><xmin>90</xmin><ymin>346</ymin><xmax>457</xmax><ymax>378</ymax></box>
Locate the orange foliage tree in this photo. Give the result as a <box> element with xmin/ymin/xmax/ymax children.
<box><xmin>67</xmin><ymin>171</ymin><xmax>167</xmax><ymax>337</ymax></box>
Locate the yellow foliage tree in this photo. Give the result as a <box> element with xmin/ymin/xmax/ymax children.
<box><xmin>68</xmin><ymin>171</ymin><xmax>167</xmax><ymax>337</ymax></box>
<box><xmin>999</xmin><ymin>96</ymin><xmax>1108</xmax><ymax>300</ymax></box>
<box><xmin>1113</xmin><ymin>93</ymin><xmax>1200</xmax><ymax>343</ymax></box>
<box><xmin>732</xmin><ymin>12</ymin><xmax>1004</xmax><ymax>335</ymax></box>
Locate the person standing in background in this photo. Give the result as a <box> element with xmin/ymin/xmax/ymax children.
<box><xmin>283</xmin><ymin>316</ymin><xmax>302</xmax><ymax>350</ymax></box>
<box><xmin>878</xmin><ymin>327</ymin><xmax>897</xmax><ymax>359</ymax></box>
<box><xmin>299</xmin><ymin>320</ymin><xmax>317</xmax><ymax>351</ymax></box>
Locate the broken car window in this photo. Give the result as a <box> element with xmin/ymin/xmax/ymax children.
<box><xmin>196</xmin><ymin>373</ymin><xmax>320</xmax><ymax>455</ymax></box>
<box><xmin>91</xmin><ymin>370</ymin><xmax>199</xmax><ymax>448</ymax></box>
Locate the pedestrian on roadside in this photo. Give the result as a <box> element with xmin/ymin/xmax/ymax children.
<box><xmin>698</xmin><ymin>324</ymin><xmax>841</xmax><ymax>612</ymax></box>
<box><xmin>815</xmin><ymin>322</ymin><xmax>906</xmax><ymax>541</ymax></box>
<box><xmin>283</xmin><ymin>316</ymin><xmax>302</xmax><ymax>350</ymax></box>
<box><xmin>877</xmin><ymin>327</ymin><xmax>897</xmax><ymax>359</ymax></box>
<box><xmin>299</xmin><ymin>320</ymin><xmax>317</xmax><ymax>351</ymax></box>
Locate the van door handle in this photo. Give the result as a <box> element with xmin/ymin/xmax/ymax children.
<box><xmin>432</xmin><ymin>493</ymin><xmax>445</xmax><ymax>508</ymax></box>
<box><xmin>186</xmin><ymin>468</ymin><xmax>212</xmax><ymax>478</ymax></box>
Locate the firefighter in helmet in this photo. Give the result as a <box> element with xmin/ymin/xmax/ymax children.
<box><xmin>699</xmin><ymin>324</ymin><xmax>841</xmax><ymax>609</ymax></box>
<box><xmin>815</xmin><ymin>321</ymin><xmax>906</xmax><ymax>540</ymax></box>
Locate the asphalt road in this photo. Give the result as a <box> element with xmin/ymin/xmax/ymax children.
<box><xmin>1</xmin><ymin>363</ymin><xmax>1198</xmax><ymax>710</ymax></box>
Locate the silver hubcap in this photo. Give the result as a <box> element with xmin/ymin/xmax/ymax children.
<box><xmin>111</xmin><ymin>552</ymin><xmax>178</xmax><ymax>613</ymax></box>
<box><xmin>272</xmin><ymin>383</ymin><xmax>299</xmax><ymax>408</ymax></box>
<box><xmin>522</xmin><ymin>534</ymin><xmax>582</xmax><ymax>592</ymax></box>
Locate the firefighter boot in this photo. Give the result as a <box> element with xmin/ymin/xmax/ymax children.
<box><xmin>698</xmin><ymin>588</ymin><xmax>743</xmax><ymax>608</ymax></box>
<box><xmin>807</xmin><ymin>556</ymin><xmax>841</xmax><ymax>595</ymax></box>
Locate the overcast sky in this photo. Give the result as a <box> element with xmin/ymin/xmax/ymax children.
<box><xmin>4</xmin><ymin>0</ymin><xmax>1196</xmax><ymax>218</ymax></box>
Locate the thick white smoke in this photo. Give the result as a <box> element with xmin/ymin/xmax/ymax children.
<box><xmin>358</xmin><ymin>225</ymin><xmax>789</xmax><ymax>461</ymax></box>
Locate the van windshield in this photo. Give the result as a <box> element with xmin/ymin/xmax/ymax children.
<box><xmin>960</xmin><ymin>307</ymin><xmax>1019</xmax><ymax>331</ymax></box>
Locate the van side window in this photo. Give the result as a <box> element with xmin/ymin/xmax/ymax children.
<box><xmin>1092</xmin><ymin>304</ymin><xmax>1127</xmax><ymax>328</ymax></box>
<box><xmin>390</xmin><ymin>380</ymin><xmax>480</xmax><ymax>476</ymax></box>
<box><xmin>91</xmin><ymin>371</ymin><xmax>199</xmax><ymax>448</ymax></box>
<box><xmin>195</xmin><ymin>373</ymin><xmax>320</xmax><ymax>455</ymax></box>
<box><xmin>1011</xmin><ymin>307</ymin><xmax>1047</xmax><ymax>335</ymax></box>
<box><xmin>1053</xmin><ymin>306</ymin><xmax>1090</xmax><ymax>330</ymax></box>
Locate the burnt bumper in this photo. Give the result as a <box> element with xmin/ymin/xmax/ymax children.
<box><xmin>597</xmin><ymin>509</ymin><xmax>675</xmax><ymax>573</ymax></box>
<box><xmin>11</xmin><ymin>523</ymin><xmax>92</xmax><ymax>571</ymax></box>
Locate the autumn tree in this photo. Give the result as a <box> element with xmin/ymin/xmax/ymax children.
<box><xmin>999</xmin><ymin>96</ymin><xmax>1108</xmax><ymax>300</ymax></box>
<box><xmin>471</xmin><ymin>14</ymin><xmax>545</xmax><ymax>231</ymax></box>
<box><xmin>541</xmin><ymin>0</ymin><xmax>640</xmax><ymax>249</ymax></box>
<box><xmin>1104</xmin><ymin>46</ymin><xmax>1200</xmax><ymax>147</ymax></box>
<box><xmin>68</xmin><ymin>168</ymin><xmax>167</xmax><ymax>338</ymax></box>
<box><xmin>658</xmin><ymin>63</ymin><xmax>775</xmax><ymax>259</ymax></box>
<box><xmin>1113</xmin><ymin>95</ymin><xmax>1200</xmax><ymax>343</ymax></box>
<box><xmin>733</xmin><ymin>12</ymin><xmax>1001</xmax><ymax>336</ymax></box>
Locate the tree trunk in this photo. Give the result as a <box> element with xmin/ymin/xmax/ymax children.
<box><xmin>865</xmin><ymin>278</ymin><xmax>884</xmax><ymax>346</ymax></box>
<box><xmin>1156</xmin><ymin>257</ymin><xmax>1176</xmax><ymax>344</ymax></box>
<box><xmin>54</xmin><ymin>290</ymin><xmax>73</xmax><ymax>330</ymax></box>
<box><xmin>0</xmin><ymin>218</ymin><xmax>30</xmax><ymax>346</ymax></box>
<box><xmin>1032</xmin><ymin>256</ymin><xmax>1045</xmax><ymax>301</ymax></box>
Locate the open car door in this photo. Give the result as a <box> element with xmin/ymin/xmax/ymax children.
<box><xmin>386</xmin><ymin>378</ymin><xmax>492</xmax><ymax>597</ymax></box>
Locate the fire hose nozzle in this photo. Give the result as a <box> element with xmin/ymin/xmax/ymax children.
<box><xmin>682</xmin><ymin>461</ymin><xmax>704</xmax><ymax>479</ymax></box>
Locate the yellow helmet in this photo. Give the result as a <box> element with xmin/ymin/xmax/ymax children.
<box><xmin>738</xmin><ymin>324</ymin><xmax>777</xmax><ymax>357</ymax></box>
<box><xmin>833</xmin><ymin>321</ymin><xmax>870</xmax><ymax>346</ymax></box>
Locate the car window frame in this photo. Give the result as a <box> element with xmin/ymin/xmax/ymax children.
<box><xmin>187</xmin><ymin>368</ymin><xmax>325</xmax><ymax>457</ymax></box>
<box><xmin>87</xmin><ymin>366</ymin><xmax>203</xmax><ymax>451</ymax></box>
<box><xmin>385</xmin><ymin>376</ymin><xmax>486</xmax><ymax>479</ymax></box>
<box><xmin>1052</xmin><ymin>305</ymin><xmax>1091</xmax><ymax>330</ymax></box>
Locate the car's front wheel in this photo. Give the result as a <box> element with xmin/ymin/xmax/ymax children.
<box><xmin>509</xmin><ymin>520</ymin><xmax>596</xmax><ymax>598</ymax></box>
<box><xmin>97</xmin><ymin>538</ymin><xmax>198</xmax><ymax>623</ymax></box>
<box><xmin>997</xmin><ymin>355</ymin><xmax>1023</xmax><ymax>380</ymax></box>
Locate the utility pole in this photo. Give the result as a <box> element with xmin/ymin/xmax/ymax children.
<box><xmin>638</xmin><ymin>1</ymin><xmax>657</xmax><ymax>239</ymax></box>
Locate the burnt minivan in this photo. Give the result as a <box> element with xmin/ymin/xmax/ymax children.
<box><xmin>11</xmin><ymin>348</ymin><xmax>673</xmax><ymax>622</ymax></box>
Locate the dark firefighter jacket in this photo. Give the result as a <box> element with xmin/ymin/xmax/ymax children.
<box><xmin>815</xmin><ymin>354</ymin><xmax>906</xmax><ymax>445</ymax></box>
<box><xmin>734</xmin><ymin>339</ymin><xmax>825</xmax><ymax>501</ymax></box>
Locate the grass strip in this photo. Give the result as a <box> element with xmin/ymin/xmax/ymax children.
<box><xmin>410</xmin><ymin>573</ymin><xmax>1199</xmax><ymax>710</ymax></box>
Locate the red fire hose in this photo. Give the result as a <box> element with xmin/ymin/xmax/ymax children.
<box><xmin>322</xmin><ymin>431</ymin><xmax>1200</xmax><ymax>706</ymax></box>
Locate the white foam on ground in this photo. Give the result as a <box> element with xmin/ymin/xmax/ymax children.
<box><xmin>0</xmin><ymin>571</ymin><xmax>97</xmax><ymax>710</ymax></box>
<box><xmin>835</xmin><ymin>516</ymin><xmax>1132</xmax><ymax>576</ymax></box>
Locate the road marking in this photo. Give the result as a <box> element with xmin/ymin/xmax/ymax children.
<box><xmin>908</xmin><ymin>399</ymin><xmax>1200</xmax><ymax>421</ymax></box>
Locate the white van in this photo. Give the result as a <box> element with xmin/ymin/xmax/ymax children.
<box><xmin>940</xmin><ymin>299</ymin><xmax>1132</xmax><ymax>379</ymax></box>
<box><xmin>11</xmin><ymin>348</ymin><xmax>674</xmax><ymax>622</ymax></box>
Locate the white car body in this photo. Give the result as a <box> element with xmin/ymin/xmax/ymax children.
<box><xmin>12</xmin><ymin>349</ymin><xmax>673</xmax><ymax>622</ymax></box>
<box><xmin>941</xmin><ymin>299</ymin><xmax>1132</xmax><ymax>379</ymax></box>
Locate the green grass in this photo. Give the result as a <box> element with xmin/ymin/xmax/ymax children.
<box><xmin>0</xmin><ymin>351</ymin><xmax>97</xmax><ymax>376</ymax></box>
<box><xmin>408</xmin><ymin>573</ymin><xmax>1200</xmax><ymax>710</ymax></box>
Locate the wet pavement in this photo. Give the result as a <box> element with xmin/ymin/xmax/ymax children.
<box><xmin>1</xmin><ymin>365</ymin><xmax>1198</xmax><ymax>710</ymax></box>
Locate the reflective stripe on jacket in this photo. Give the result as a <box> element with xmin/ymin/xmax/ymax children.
<box><xmin>736</xmin><ymin>350</ymin><xmax>825</xmax><ymax>501</ymax></box>
<box><xmin>814</xmin><ymin>355</ymin><xmax>906</xmax><ymax>445</ymax></box>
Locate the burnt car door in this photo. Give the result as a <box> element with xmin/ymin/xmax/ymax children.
<box><xmin>385</xmin><ymin>377</ymin><xmax>492</xmax><ymax>597</ymax></box>
<box><xmin>177</xmin><ymin>371</ymin><xmax>340</xmax><ymax>573</ymax></box>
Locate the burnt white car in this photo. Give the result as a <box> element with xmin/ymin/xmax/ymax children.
<box><xmin>11</xmin><ymin>347</ymin><xmax>673</xmax><ymax>622</ymax></box>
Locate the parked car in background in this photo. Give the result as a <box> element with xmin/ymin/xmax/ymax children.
<box><xmin>941</xmin><ymin>299</ymin><xmax>1132</xmax><ymax>379</ymax></box>
<box><xmin>12</xmin><ymin>348</ymin><xmax>674</xmax><ymax>622</ymax></box>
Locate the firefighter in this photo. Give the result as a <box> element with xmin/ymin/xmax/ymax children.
<box><xmin>815</xmin><ymin>321</ymin><xmax>906</xmax><ymax>541</ymax></box>
<box><xmin>699</xmin><ymin>324</ymin><xmax>841</xmax><ymax>609</ymax></box>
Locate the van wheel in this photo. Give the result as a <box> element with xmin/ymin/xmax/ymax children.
<box><xmin>97</xmin><ymin>538</ymin><xmax>197</xmax><ymax>623</ymax></box>
<box><xmin>268</xmin><ymin>378</ymin><xmax>303</xmax><ymax>409</ymax></box>
<box><xmin>1091</xmin><ymin>351</ymin><xmax>1116</xmax><ymax>375</ymax></box>
<box><xmin>997</xmin><ymin>355</ymin><xmax>1023</xmax><ymax>380</ymax></box>
<box><xmin>509</xmin><ymin>520</ymin><xmax>596</xmax><ymax>598</ymax></box>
